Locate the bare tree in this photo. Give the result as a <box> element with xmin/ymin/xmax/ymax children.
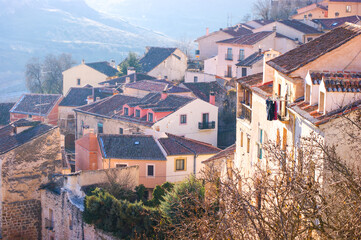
<box><xmin>25</xmin><ymin>53</ymin><xmax>75</xmax><ymax>94</ymax></box>
<box><xmin>253</xmin><ymin>0</ymin><xmax>271</xmax><ymax>20</ymax></box>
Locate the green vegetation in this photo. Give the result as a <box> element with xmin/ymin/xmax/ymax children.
<box><xmin>118</xmin><ymin>52</ymin><xmax>141</xmax><ymax>76</ymax></box>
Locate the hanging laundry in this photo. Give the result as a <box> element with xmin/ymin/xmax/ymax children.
<box><xmin>273</xmin><ymin>100</ymin><xmax>278</xmax><ymax>120</ymax></box>
<box><xmin>266</xmin><ymin>99</ymin><xmax>274</xmax><ymax>121</ymax></box>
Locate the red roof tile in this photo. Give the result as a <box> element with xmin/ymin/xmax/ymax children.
<box><xmin>217</xmin><ymin>31</ymin><xmax>274</xmax><ymax>45</ymax></box>
<box><xmin>202</xmin><ymin>144</ymin><xmax>235</xmax><ymax>163</ymax></box>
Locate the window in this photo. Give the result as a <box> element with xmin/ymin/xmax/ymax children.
<box><xmin>180</xmin><ymin>114</ymin><xmax>187</xmax><ymax>124</ymax></box>
<box><xmin>97</xmin><ymin>123</ymin><xmax>103</xmax><ymax>134</ymax></box>
<box><xmin>175</xmin><ymin>159</ymin><xmax>186</xmax><ymax>171</ymax></box>
<box><xmin>346</xmin><ymin>5</ymin><xmax>351</xmax><ymax>13</ymax></box>
<box><xmin>194</xmin><ymin>76</ymin><xmax>198</xmax><ymax>83</ymax></box>
<box><xmin>226</xmin><ymin>48</ymin><xmax>233</xmax><ymax>60</ymax></box>
<box><xmin>247</xmin><ymin>136</ymin><xmax>250</xmax><ymax>153</ymax></box>
<box><xmin>119</xmin><ymin>128</ymin><xmax>123</xmax><ymax>134</ymax></box>
<box><xmin>116</xmin><ymin>163</ymin><xmax>127</xmax><ymax>169</ymax></box>
<box><xmin>257</xmin><ymin>129</ymin><xmax>263</xmax><ymax>159</ymax></box>
<box><xmin>307</xmin><ymin>37</ymin><xmax>313</xmax><ymax>42</ymax></box>
<box><xmin>28</xmin><ymin>114</ymin><xmax>32</xmax><ymax>118</ymax></box>
<box><xmin>202</xmin><ymin>113</ymin><xmax>209</xmax><ymax>123</ymax></box>
<box><xmin>124</xmin><ymin>107</ymin><xmax>129</xmax><ymax>116</ymax></box>
<box><xmin>77</xmin><ymin>78</ymin><xmax>81</xmax><ymax>85</ymax></box>
<box><xmin>147</xmin><ymin>165</ymin><xmax>154</xmax><ymax>177</ymax></box>
<box><xmin>148</xmin><ymin>112</ymin><xmax>154</xmax><ymax>122</ymax></box>
<box><xmin>308</xmin><ymin>13</ymin><xmax>312</xmax><ymax>18</ymax></box>
<box><xmin>239</xmin><ymin>49</ymin><xmax>245</xmax><ymax>60</ymax></box>
<box><xmin>242</xmin><ymin>68</ymin><xmax>247</xmax><ymax>77</ymax></box>
<box><xmin>227</xmin><ymin>65</ymin><xmax>232</xmax><ymax>77</ymax></box>
<box><xmin>240</xmin><ymin>131</ymin><xmax>243</xmax><ymax>147</ymax></box>
<box><xmin>335</xmin><ymin>12</ymin><xmax>339</xmax><ymax>17</ymax></box>
<box><xmin>135</xmin><ymin>109</ymin><xmax>140</xmax><ymax>117</ymax></box>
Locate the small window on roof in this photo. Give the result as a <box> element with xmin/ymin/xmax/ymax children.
<box><xmin>135</xmin><ymin>109</ymin><xmax>140</xmax><ymax>118</ymax></box>
<box><xmin>124</xmin><ymin>107</ymin><xmax>129</xmax><ymax>116</ymax></box>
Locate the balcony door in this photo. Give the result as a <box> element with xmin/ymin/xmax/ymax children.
<box><xmin>202</xmin><ymin>113</ymin><xmax>209</xmax><ymax>124</ymax></box>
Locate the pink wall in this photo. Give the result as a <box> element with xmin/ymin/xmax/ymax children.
<box><xmin>75</xmin><ymin>133</ymin><xmax>99</xmax><ymax>171</ymax></box>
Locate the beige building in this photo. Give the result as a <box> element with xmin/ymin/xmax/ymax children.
<box><xmin>62</xmin><ymin>61</ymin><xmax>118</xmax><ymax>95</ymax></box>
<box><xmin>292</xmin><ymin>2</ymin><xmax>329</xmax><ymax>20</ymax></box>
<box><xmin>328</xmin><ymin>0</ymin><xmax>361</xmax><ymax>18</ymax></box>
<box><xmin>138</xmin><ymin>47</ymin><xmax>187</xmax><ymax>81</ymax></box>
<box><xmin>235</xmin><ymin>23</ymin><xmax>361</xmax><ymax>180</ymax></box>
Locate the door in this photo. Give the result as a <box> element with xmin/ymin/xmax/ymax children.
<box><xmin>202</xmin><ymin>113</ymin><xmax>209</xmax><ymax>124</ymax></box>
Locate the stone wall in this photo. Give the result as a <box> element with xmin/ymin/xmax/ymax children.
<box><xmin>1</xmin><ymin>200</ymin><xmax>41</xmax><ymax>240</ymax></box>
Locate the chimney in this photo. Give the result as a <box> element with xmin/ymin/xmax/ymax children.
<box><xmin>209</xmin><ymin>92</ymin><xmax>215</xmax><ymax>105</ymax></box>
<box><xmin>206</xmin><ymin>27</ymin><xmax>209</xmax><ymax>36</ymax></box>
<box><xmin>127</xmin><ymin>67</ymin><xmax>136</xmax><ymax>75</ymax></box>
<box><xmin>82</xmin><ymin>59</ymin><xmax>85</xmax><ymax>64</ymax></box>
<box><xmin>87</xmin><ymin>95</ymin><xmax>94</xmax><ymax>104</ymax></box>
<box><xmin>161</xmin><ymin>90</ymin><xmax>168</xmax><ymax>100</ymax></box>
<box><xmin>258</xmin><ymin>46</ymin><xmax>262</xmax><ymax>55</ymax></box>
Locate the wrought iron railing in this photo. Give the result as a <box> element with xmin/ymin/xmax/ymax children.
<box><xmin>198</xmin><ymin>121</ymin><xmax>216</xmax><ymax>129</ymax></box>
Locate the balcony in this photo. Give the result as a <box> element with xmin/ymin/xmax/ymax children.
<box><xmin>238</xmin><ymin>103</ymin><xmax>252</xmax><ymax>122</ymax></box>
<box><xmin>45</xmin><ymin>218</ymin><xmax>54</xmax><ymax>230</ymax></box>
<box><xmin>198</xmin><ymin>121</ymin><xmax>216</xmax><ymax>130</ymax></box>
<box><xmin>277</xmin><ymin>98</ymin><xmax>289</xmax><ymax>122</ymax></box>
<box><xmin>225</xmin><ymin>53</ymin><xmax>233</xmax><ymax>61</ymax></box>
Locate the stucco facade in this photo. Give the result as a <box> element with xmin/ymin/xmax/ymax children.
<box><xmin>63</xmin><ymin>64</ymin><xmax>110</xmax><ymax>95</ymax></box>
<box><xmin>147</xmin><ymin>49</ymin><xmax>188</xmax><ymax>81</ymax></box>
<box><xmin>195</xmin><ymin>30</ymin><xmax>234</xmax><ymax>60</ymax></box>
<box><xmin>328</xmin><ymin>1</ymin><xmax>361</xmax><ymax>18</ymax></box>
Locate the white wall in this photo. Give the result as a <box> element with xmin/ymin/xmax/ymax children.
<box><xmin>184</xmin><ymin>71</ymin><xmax>217</xmax><ymax>83</ymax></box>
<box><xmin>195</xmin><ymin>31</ymin><xmax>233</xmax><ymax>60</ymax></box>
<box><xmin>62</xmin><ymin>64</ymin><xmax>108</xmax><ymax>95</ymax></box>
<box><xmin>153</xmin><ymin>98</ymin><xmax>218</xmax><ymax>146</ymax></box>
<box><xmin>204</xmin><ymin>56</ymin><xmax>218</xmax><ymax>75</ymax></box>
<box><xmin>148</xmin><ymin>49</ymin><xmax>187</xmax><ymax>81</ymax></box>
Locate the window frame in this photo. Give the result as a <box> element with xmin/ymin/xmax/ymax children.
<box><xmin>124</xmin><ymin>107</ymin><xmax>129</xmax><ymax>116</ymax></box>
<box><xmin>194</xmin><ymin>76</ymin><xmax>198</xmax><ymax>83</ymax></box>
<box><xmin>119</xmin><ymin>128</ymin><xmax>123</xmax><ymax>134</ymax></box>
<box><xmin>135</xmin><ymin>109</ymin><xmax>140</xmax><ymax>118</ymax></box>
<box><xmin>77</xmin><ymin>78</ymin><xmax>81</xmax><ymax>85</ymax></box>
<box><xmin>346</xmin><ymin>5</ymin><xmax>351</xmax><ymax>13</ymax></box>
<box><xmin>239</xmin><ymin>49</ymin><xmax>245</xmax><ymax>60</ymax></box>
<box><xmin>175</xmin><ymin>158</ymin><xmax>186</xmax><ymax>171</ymax></box>
<box><xmin>148</xmin><ymin>112</ymin><xmax>154</xmax><ymax>122</ymax></box>
<box><xmin>147</xmin><ymin>164</ymin><xmax>155</xmax><ymax>177</ymax></box>
<box><xmin>180</xmin><ymin>114</ymin><xmax>187</xmax><ymax>124</ymax></box>
<box><xmin>97</xmin><ymin>122</ymin><xmax>103</xmax><ymax>134</ymax></box>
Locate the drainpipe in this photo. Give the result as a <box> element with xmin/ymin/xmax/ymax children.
<box><xmin>193</xmin><ymin>155</ymin><xmax>198</xmax><ymax>175</ymax></box>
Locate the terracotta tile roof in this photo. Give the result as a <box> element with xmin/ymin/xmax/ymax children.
<box><xmin>158</xmin><ymin>133</ymin><xmax>221</xmax><ymax>156</ymax></box>
<box><xmin>217</xmin><ymin>31</ymin><xmax>274</xmax><ymax>45</ymax></box>
<box><xmin>310</xmin><ymin>71</ymin><xmax>361</xmax><ymax>91</ymax></box>
<box><xmin>59</xmin><ymin>87</ymin><xmax>114</xmax><ymax>107</ymax></box>
<box><xmin>236</xmin><ymin>52</ymin><xmax>264</xmax><ymax>67</ymax></box>
<box><xmin>0</xmin><ymin>102</ymin><xmax>15</xmax><ymax>126</ymax></box>
<box><xmin>289</xmin><ymin>99</ymin><xmax>361</xmax><ymax>126</ymax></box>
<box><xmin>313</xmin><ymin>16</ymin><xmax>361</xmax><ymax>30</ymax></box>
<box><xmin>267</xmin><ymin>23</ymin><xmax>361</xmax><ymax>75</ymax></box>
<box><xmin>0</xmin><ymin>120</ymin><xmax>55</xmax><ymax>154</ymax></box>
<box><xmin>202</xmin><ymin>143</ymin><xmax>235</xmax><ymax>163</ymax></box>
<box><xmin>139</xmin><ymin>47</ymin><xmax>177</xmax><ymax>73</ymax></box>
<box><xmin>279</xmin><ymin>20</ymin><xmax>323</xmax><ymax>34</ymax></box>
<box><xmin>75</xmin><ymin>94</ymin><xmax>139</xmax><ymax>118</ymax></box>
<box><xmin>182</xmin><ymin>82</ymin><xmax>226</xmax><ymax>102</ymax></box>
<box><xmin>10</xmin><ymin>94</ymin><xmax>62</xmax><ymax>116</ymax></box>
<box><xmin>253</xmin><ymin>19</ymin><xmax>275</xmax><ymax>26</ymax></box>
<box><xmin>85</xmin><ymin>61</ymin><xmax>119</xmax><ymax>77</ymax></box>
<box><xmin>98</xmin><ymin>134</ymin><xmax>166</xmax><ymax>160</ymax></box>
<box><xmin>99</xmin><ymin>73</ymin><xmax>156</xmax><ymax>86</ymax></box>
<box><xmin>125</xmin><ymin>80</ymin><xmax>190</xmax><ymax>93</ymax></box>
<box><xmin>237</xmin><ymin>73</ymin><xmax>273</xmax><ymax>99</ymax></box>
<box><xmin>222</xmin><ymin>25</ymin><xmax>253</xmax><ymax>37</ymax></box>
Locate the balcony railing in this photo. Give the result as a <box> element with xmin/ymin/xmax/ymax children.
<box><xmin>225</xmin><ymin>53</ymin><xmax>233</xmax><ymax>61</ymax></box>
<box><xmin>198</xmin><ymin>121</ymin><xmax>216</xmax><ymax>129</ymax></box>
<box><xmin>45</xmin><ymin>218</ymin><xmax>54</xmax><ymax>230</ymax></box>
<box><xmin>238</xmin><ymin>103</ymin><xmax>252</xmax><ymax>122</ymax></box>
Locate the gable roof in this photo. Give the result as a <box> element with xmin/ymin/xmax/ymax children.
<box><xmin>279</xmin><ymin>20</ymin><xmax>323</xmax><ymax>34</ymax></box>
<box><xmin>236</xmin><ymin>51</ymin><xmax>264</xmax><ymax>67</ymax></box>
<box><xmin>267</xmin><ymin>23</ymin><xmax>361</xmax><ymax>75</ymax></box>
<box><xmin>222</xmin><ymin>25</ymin><xmax>253</xmax><ymax>37</ymax></box>
<box><xmin>85</xmin><ymin>61</ymin><xmax>119</xmax><ymax>77</ymax></box>
<box><xmin>75</xmin><ymin>94</ymin><xmax>139</xmax><ymax>118</ymax></box>
<box><xmin>59</xmin><ymin>87</ymin><xmax>114</xmax><ymax>107</ymax></box>
<box><xmin>312</xmin><ymin>15</ymin><xmax>361</xmax><ymax>30</ymax></box>
<box><xmin>202</xmin><ymin>143</ymin><xmax>236</xmax><ymax>163</ymax></box>
<box><xmin>98</xmin><ymin>134</ymin><xmax>166</xmax><ymax>160</ymax></box>
<box><xmin>0</xmin><ymin>120</ymin><xmax>55</xmax><ymax>154</ymax></box>
<box><xmin>0</xmin><ymin>102</ymin><xmax>15</xmax><ymax>126</ymax></box>
<box><xmin>237</xmin><ymin>73</ymin><xmax>273</xmax><ymax>99</ymax></box>
<box><xmin>125</xmin><ymin>80</ymin><xmax>190</xmax><ymax>93</ymax></box>
<box><xmin>99</xmin><ymin>73</ymin><xmax>156</xmax><ymax>86</ymax></box>
<box><xmin>139</xmin><ymin>47</ymin><xmax>177</xmax><ymax>73</ymax></box>
<box><xmin>182</xmin><ymin>81</ymin><xmax>226</xmax><ymax>102</ymax></box>
<box><xmin>217</xmin><ymin>31</ymin><xmax>274</xmax><ymax>45</ymax></box>
<box><xmin>10</xmin><ymin>94</ymin><xmax>62</xmax><ymax>116</ymax></box>
<box><xmin>158</xmin><ymin>133</ymin><xmax>221</xmax><ymax>156</ymax></box>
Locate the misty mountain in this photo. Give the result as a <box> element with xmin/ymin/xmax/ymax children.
<box><xmin>0</xmin><ymin>0</ymin><xmax>177</xmax><ymax>101</ymax></box>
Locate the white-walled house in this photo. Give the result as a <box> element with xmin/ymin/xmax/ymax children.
<box><xmin>62</xmin><ymin>61</ymin><xmax>118</xmax><ymax>95</ymax></box>
<box><xmin>74</xmin><ymin>92</ymin><xmax>219</xmax><ymax>146</ymax></box>
<box><xmin>195</xmin><ymin>25</ymin><xmax>253</xmax><ymax>60</ymax></box>
<box><xmin>139</xmin><ymin>47</ymin><xmax>187</xmax><ymax>81</ymax></box>
<box><xmin>253</xmin><ymin>20</ymin><xmax>324</xmax><ymax>44</ymax></box>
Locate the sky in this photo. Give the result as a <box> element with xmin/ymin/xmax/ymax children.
<box><xmin>85</xmin><ymin>0</ymin><xmax>254</xmax><ymax>40</ymax></box>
